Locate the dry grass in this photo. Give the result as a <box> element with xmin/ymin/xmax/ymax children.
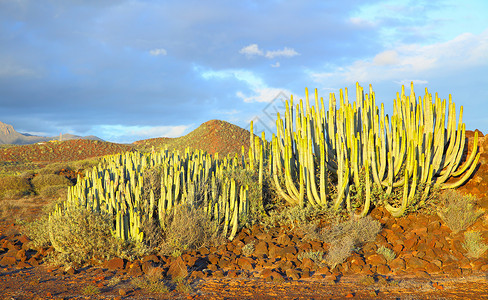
<box><xmin>159</xmin><ymin>205</ymin><xmax>224</xmax><ymax>257</ymax></box>
<box><xmin>323</xmin><ymin>215</ymin><xmax>381</xmax><ymax>269</ymax></box>
<box><xmin>463</xmin><ymin>231</ymin><xmax>488</xmax><ymax>258</ymax></box>
<box><xmin>437</xmin><ymin>190</ymin><xmax>484</xmax><ymax>233</ymax></box>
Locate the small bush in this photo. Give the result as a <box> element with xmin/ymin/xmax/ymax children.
<box><xmin>376</xmin><ymin>246</ymin><xmax>396</xmax><ymax>262</ymax></box>
<box><xmin>159</xmin><ymin>205</ymin><xmax>223</xmax><ymax>256</ymax></box>
<box><xmin>297</xmin><ymin>250</ymin><xmax>325</xmax><ymax>267</ymax></box>
<box><xmin>132</xmin><ymin>272</ymin><xmax>169</xmax><ymax>294</ymax></box>
<box><xmin>31</xmin><ymin>174</ymin><xmax>73</xmax><ymax>193</ymax></box>
<box><xmin>323</xmin><ymin>216</ymin><xmax>381</xmax><ymax>269</ymax></box>
<box><xmin>437</xmin><ymin>190</ymin><xmax>483</xmax><ymax>233</ymax></box>
<box><xmin>463</xmin><ymin>231</ymin><xmax>488</xmax><ymax>258</ymax></box>
<box><xmin>47</xmin><ymin>207</ymin><xmax>127</xmax><ymax>265</ymax></box>
<box><xmin>241</xmin><ymin>241</ymin><xmax>255</xmax><ymax>256</ymax></box>
<box><xmin>0</xmin><ymin>176</ymin><xmax>33</xmax><ymax>199</ymax></box>
<box><xmin>82</xmin><ymin>285</ymin><xmax>100</xmax><ymax>295</ymax></box>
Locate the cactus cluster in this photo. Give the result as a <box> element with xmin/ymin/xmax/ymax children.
<box><xmin>269</xmin><ymin>82</ymin><xmax>479</xmax><ymax>217</ymax></box>
<box><xmin>49</xmin><ymin>147</ymin><xmax>253</xmax><ymax>248</ymax></box>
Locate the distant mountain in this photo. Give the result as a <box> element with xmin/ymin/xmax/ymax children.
<box><xmin>0</xmin><ymin>121</ymin><xmax>103</xmax><ymax>145</ymax></box>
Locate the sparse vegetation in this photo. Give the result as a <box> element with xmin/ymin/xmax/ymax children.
<box><xmin>376</xmin><ymin>246</ymin><xmax>396</xmax><ymax>262</ymax></box>
<box><xmin>159</xmin><ymin>205</ymin><xmax>224</xmax><ymax>257</ymax></box>
<box><xmin>323</xmin><ymin>216</ymin><xmax>382</xmax><ymax>268</ymax></box>
<box><xmin>463</xmin><ymin>231</ymin><xmax>488</xmax><ymax>258</ymax></box>
<box><xmin>82</xmin><ymin>285</ymin><xmax>101</xmax><ymax>295</ymax></box>
<box><xmin>45</xmin><ymin>207</ymin><xmax>129</xmax><ymax>265</ymax></box>
<box><xmin>241</xmin><ymin>241</ymin><xmax>255</xmax><ymax>256</ymax></box>
<box><xmin>0</xmin><ymin>175</ymin><xmax>33</xmax><ymax>199</ymax></box>
<box><xmin>297</xmin><ymin>250</ymin><xmax>326</xmax><ymax>267</ymax></box>
<box><xmin>437</xmin><ymin>190</ymin><xmax>484</xmax><ymax>233</ymax></box>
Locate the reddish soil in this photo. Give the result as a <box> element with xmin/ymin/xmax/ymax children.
<box><xmin>0</xmin><ymin>127</ymin><xmax>487</xmax><ymax>299</ymax></box>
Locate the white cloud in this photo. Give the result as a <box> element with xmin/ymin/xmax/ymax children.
<box><xmin>149</xmin><ymin>48</ymin><xmax>167</xmax><ymax>56</ymax></box>
<box><xmin>239</xmin><ymin>44</ymin><xmax>263</xmax><ymax>57</ymax></box>
<box><xmin>265</xmin><ymin>47</ymin><xmax>299</xmax><ymax>59</ymax></box>
<box><xmin>310</xmin><ymin>29</ymin><xmax>488</xmax><ymax>85</ymax></box>
<box><xmin>373</xmin><ymin>50</ymin><xmax>399</xmax><ymax>66</ymax></box>
<box><xmin>239</xmin><ymin>44</ymin><xmax>299</xmax><ymax>60</ymax></box>
<box><xmin>271</xmin><ymin>62</ymin><xmax>280</xmax><ymax>68</ymax></box>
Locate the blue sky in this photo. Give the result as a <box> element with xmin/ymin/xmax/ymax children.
<box><xmin>1</xmin><ymin>0</ymin><xmax>487</xmax><ymax>143</ymax></box>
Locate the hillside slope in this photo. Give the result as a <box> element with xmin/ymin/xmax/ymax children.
<box><xmin>134</xmin><ymin>119</ymin><xmax>254</xmax><ymax>157</ymax></box>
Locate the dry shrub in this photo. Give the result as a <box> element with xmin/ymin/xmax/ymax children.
<box><xmin>437</xmin><ymin>190</ymin><xmax>484</xmax><ymax>233</ymax></box>
<box><xmin>31</xmin><ymin>174</ymin><xmax>73</xmax><ymax>193</ymax></box>
<box><xmin>47</xmin><ymin>207</ymin><xmax>126</xmax><ymax>265</ymax></box>
<box><xmin>463</xmin><ymin>231</ymin><xmax>488</xmax><ymax>258</ymax></box>
<box><xmin>159</xmin><ymin>205</ymin><xmax>223</xmax><ymax>257</ymax></box>
<box><xmin>0</xmin><ymin>175</ymin><xmax>33</xmax><ymax>199</ymax></box>
<box><xmin>323</xmin><ymin>215</ymin><xmax>381</xmax><ymax>268</ymax></box>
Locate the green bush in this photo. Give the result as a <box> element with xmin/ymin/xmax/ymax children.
<box><xmin>31</xmin><ymin>174</ymin><xmax>73</xmax><ymax>194</ymax></box>
<box><xmin>47</xmin><ymin>207</ymin><xmax>127</xmax><ymax>265</ymax></box>
<box><xmin>376</xmin><ymin>246</ymin><xmax>396</xmax><ymax>262</ymax></box>
<box><xmin>437</xmin><ymin>190</ymin><xmax>484</xmax><ymax>233</ymax></box>
<box><xmin>0</xmin><ymin>176</ymin><xmax>33</xmax><ymax>199</ymax></box>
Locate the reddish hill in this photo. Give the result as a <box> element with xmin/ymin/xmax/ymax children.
<box><xmin>134</xmin><ymin>119</ymin><xmax>254</xmax><ymax>158</ymax></box>
<box><xmin>0</xmin><ymin>139</ymin><xmax>134</xmax><ymax>164</ymax></box>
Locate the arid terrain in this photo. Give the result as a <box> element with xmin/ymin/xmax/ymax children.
<box><xmin>0</xmin><ymin>120</ymin><xmax>487</xmax><ymax>299</ymax></box>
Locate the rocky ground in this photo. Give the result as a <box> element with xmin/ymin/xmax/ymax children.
<box><xmin>1</xmin><ymin>204</ymin><xmax>488</xmax><ymax>299</ymax></box>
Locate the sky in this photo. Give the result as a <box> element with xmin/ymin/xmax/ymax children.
<box><xmin>1</xmin><ymin>0</ymin><xmax>487</xmax><ymax>143</ymax></box>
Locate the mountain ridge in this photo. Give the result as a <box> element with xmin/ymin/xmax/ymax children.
<box><xmin>0</xmin><ymin>121</ymin><xmax>103</xmax><ymax>145</ymax></box>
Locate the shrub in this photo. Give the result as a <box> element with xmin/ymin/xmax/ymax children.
<box><xmin>47</xmin><ymin>207</ymin><xmax>127</xmax><ymax>265</ymax></box>
<box><xmin>241</xmin><ymin>241</ymin><xmax>255</xmax><ymax>256</ymax></box>
<box><xmin>437</xmin><ymin>190</ymin><xmax>484</xmax><ymax>233</ymax></box>
<box><xmin>376</xmin><ymin>246</ymin><xmax>396</xmax><ymax>262</ymax></box>
<box><xmin>82</xmin><ymin>285</ymin><xmax>100</xmax><ymax>295</ymax></box>
<box><xmin>463</xmin><ymin>231</ymin><xmax>488</xmax><ymax>258</ymax></box>
<box><xmin>0</xmin><ymin>175</ymin><xmax>33</xmax><ymax>199</ymax></box>
<box><xmin>159</xmin><ymin>205</ymin><xmax>223</xmax><ymax>257</ymax></box>
<box><xmin>323</xmin><ymin>215</ymin><xmax>381</xmax><ymax>269</ymax></box>
<box><xmin>297</xmin><ymin>250</ymin><xmax>325</xmax><ymax>267</ymax></box>
<box><xmin>31</xmin><ymin>174</ymin><xmax>73</xmax><ymax>193</ymax></box>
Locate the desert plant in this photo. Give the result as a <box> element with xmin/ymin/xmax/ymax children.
<box><xmin>31</xmin><ymin>174</ymin><xmax>73</xmax><ymax>193</ymax></box>
<box><xmin>159</xmin><ymin>205</ymin><xmax>223</xmax><ymax>257</ymax></box>
<box><xmin>241</xmin><ymin>241</ymin><xmax>255</xmax><ymax>256</ymax></box>
<box><xmin>132</xmin><ymin>271</ymin><xmax>169</xmax><ymax>294</ymax></box>
<box><xmin>298</xmin><ymin>250</ymin><xmax>325</xmax><ymax>267</ymax></box>
<box><xmin>82</xmin><ymin>285</ymin><xmax>100</xmax><ymax>295</ymax></box>
<box><xmin>323</xmin><ymin>215</ymin><xmax>381</xmax><ymax>268</ymax></box>
<box><xmin>463</xmin><ymin>231</ymin><xmax>488</xmax><ymax>258</ymax></box>
<box><xmin>0</xmin><ymin>175</ymin><xmax>33</xmax><ymax>199</ymax></box>
<box><xmin>437</xmin><ymin>190</ymin><xmax>484</xmax><ymax>233</ymax></box>
<box><xmin>47</xmin><ymin>207</ymin><xmax>128</xmax><ymax>265</ymax></box>
<box><xmin>376</xmin><ymin>246</ymin><xmax>396</xmax><ymax>262</ymax></box>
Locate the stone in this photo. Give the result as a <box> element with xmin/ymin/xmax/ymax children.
<box><xmin>425</xmin><ymin>262</ymin><xmax>441</xmax><ymax>273</ymax></box>
<box><xmin>208</xmin><ymin>254</ymin><xmax>219</xmax><ymax>265</ymax></box>
<box><xmin>142</xmin><ymin>254</ymin><xmax>160</xmax><ymax>263</ymax></box>
<box><xmin>227</xmin><ymin>270</ymin><xmax>239</xmax><ymax>278</ymax></box>
<box><xmin>237</xmin><ymin>257</ymin><xmax>253</xmax><ymax>271</ymax></box>
<box><xmin>254</xmin><ymin>241</ymin><xmax>268</xmax><ymax>257</ymax></box>
<box><xmin>277</xmin><ymin>234</ymin><xmax>292</xmax><ymax>245</ymax></box>
<box><xmin>167</xmin><ymin>256</ymin><xmax>188</xmax><ymax>279</ymax></box>
<box><xmin>389</xmin><ymin>258</ymin><xmax>406</xmax><ymax>270</ymax></box>
<box><xmin>406</xmin><ymin>257</ymin><xmax>427</xmax><ymax>269</ymax></box>
<box><xmin>15</xmin><ymin>261</ymin><xmax>31</xmax><ymax>269</ymax></box>
<box><xmin>376</xmin><ymin>264</ymin><xmax>390</xmax><ymax>275</ymax></box>
<box><xmin>105</xmin><ymin>257</ymin><xmax>125</xmax><ymax>270</ymax></box>
<box><xmin>285</xmin><ymin>268</ymin><xmax>301</xmax><ymax>280</ymax></box>
<box><xmin>366</xmin><ymin>254</ymin><xmax>387</xmax><ymax>266</ymax></box>
<box><xmin>27</xmin><ymin>257</ymin><xmax>39</xmax><ymax>266</ymax></box>
<box><xmin>0</xmin><ymin>256</ymin><xmax>16</xmax><ymax>266</ymax></box>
